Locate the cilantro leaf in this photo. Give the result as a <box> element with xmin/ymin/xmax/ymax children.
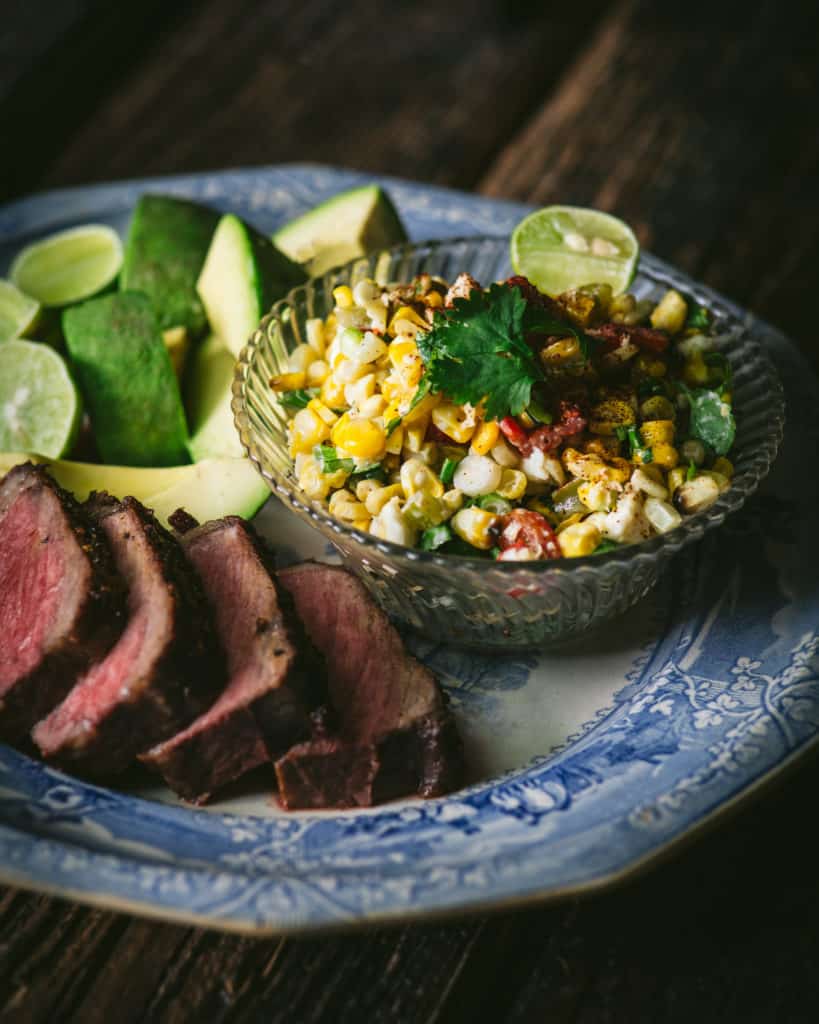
<box><xmin>416</xmin><ymin>283</ymin><xmax>549</xmax><ymax>421</ymax></box>
<box><xmin>685</xmin><ymin>300</ymin><xmax>711</xmax><ymax>332</ymax></box>
<box><xmin>679</xmin><ymin>382</ymin><xmax>736</xmax><ymax>456</ymax></box>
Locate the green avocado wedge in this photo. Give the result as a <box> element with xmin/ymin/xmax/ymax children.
<box><xmin>196</xmin><ymin>214</ymin><xmax>307</xmax><ymax>359</ymax></box>
<box><xmin>121</xmin><ymin>195</ymin><xmax>220</xmax><ymax>334</ymax></box>
<box><xmin>0</xmin><ymin>453</ymin><xmax>269</xmax><ymax>527</ymax></box>
<box><xmin>273</xmin><ymin>184</ymin><xmax>408</xmax><ymax>276</ymax></box>
<box><xmin>185</xmin><ymin>333</ymin><xmax>244</xmax><ymax>460</ymax></box>
<box><xmin>63</xmin><ymin>291</ymin><xmax>189</xmax><ymax>467</ymax></box>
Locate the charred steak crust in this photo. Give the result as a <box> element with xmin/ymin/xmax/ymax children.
<box><xmin>141</xmin><ymin>517</ymin><xmax>326</xmax><ymax>802</ymax></box>
<box><xmin>274</xmin><ymin>563</ymin><xmax>464</xmax><ymax>809</ymax></box>
<box><xmin>32</xmin><ymin>494</ymin><xmax>223</xmax><ymax>774</ymax></box>
<box><xmin>0</xmin><ymin>464</ymin><xmax>125</xmax><ymax>741</ymax></box>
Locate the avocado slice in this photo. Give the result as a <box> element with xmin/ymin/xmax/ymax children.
<box><xmin>185</xmin><ymin>333</ymin><xmax>244</xmax><ymax>460</ymax></box>
<box><xmin>63</xmin><ymin>291</ymin><xmax>189</xmax><ymax>467</ymax></box>
<box><xmin>196</xmin><ymin>214</ymin><xmax>307</xmax><ymax>359</ymax></box>
<box><xmin>273</xmin><ymin>184</ymin><xmax>408</xmax><ymax>276</ymax></box>
<box><xmin>121</xmin><ymin>195</ymin><xmax>220</xmax><ymax>335</ymax></box>
<box><xmin>0</xmin><ymin>452</ymin><xmax>269</xmax><ymax>527</ymax></box>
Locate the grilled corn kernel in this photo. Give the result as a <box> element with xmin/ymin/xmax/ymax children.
<box><xmin>640</xmin><ymin>395</ymin><xmax>675</xmax><ymax>421</ymax></box>
<box><xmin>541</xmin><ymin>336</ymin><xmax>581</xmax><ymax>364</ymax></box>
<box><xmin>640</xmin><ymin>420</ymin><xmax>675</xmax><ymax>446</ymax></box>
<box><xmin>442</xmin><ymin>489</ymin><xmax>464</xmax><ymax>516</ymax></box>
<box><xmin>297</xmin><ymin>456</ymin><xmax>331</xmax><ymax>500</ymax></box>
<box><xmin>589</xmin><ymin>398</ymin><xmax>636</xmax><ymax>436</ymax></box>
<box><xmin>578</xmin><ymin>480</ymin><xmax>615</xmax><ymax>512</ymax></box>
<box><xmin>583</xmin><ymin>436</ymin><xmax>620</xmax><ymax>458</ymax></box>
<box><xmin>355</xmin><ymin>478</ymin><xmax>381</xmax><ymax>501</ymax></box>
<box><xmin>333</xmin><ymin>285</ymin><xmax>354</xmax><ymax>309</ymax></box>
<box><xmin>650</xmin><ymin>289</ymin><xmax>687</xmax><ymax>335</ymax></box>
<box><xmin>403</xmin><ymin>391</ymin><xmax>440</xmax><ymax>425</ymax></box>
<box><xmin>712</xmin><ymin>457</ymin><xmax>734</xmax><ymax>479</ymax></box>
<box><xmin>306</xmin><ymin>398</ymin><xmax>338</xmax><ymax>426</ymax></box>
<box><xmin>306</xmin><ymin>317</ymin><xmax>326</xmax><ymax>355</ymax></box>
<box><xmin>344</xmin><ymin>372</ymin><xmax>376</xmax><ymax>409</ymax></box>
<box><xmin>432</xmin><ymin>402</ymin><xmax>477</xmax><ymax>443</ymax></box>
<box><xmin>271</xmin><ymin>371</ymin><xmax>307</xmax><ymax>392</ymax></box>
<box><xmin>426</xmin><ymin>290</ymin><xmax>444</xmax><ymax>308</ymax></box>
<box><xmin>562</xmin><ymin>448</ymin><xmax>607</xmax><ymax>481</ymax></box>
<box><xmin>320</xmin><ymin>374</ymin><xmax>346</xmax><ymax>408</ymax></box>
<box><xmin>674</xmin><ymin>475</ymin><xmax>720</xmax><ymax>514</ymax></box>
<box><xmin>668</xmin><ymin>467</ymin><xmax>687</xmax><ymax>495</ymax></box>
<box><xmin>470</xmin><ymin>420</ymin><xmax>500</xmax><ymax>456</ymax></box>
<box><xmin>388</xmin><ymin>306</ymin><xmax>429</xmax><ymax>337</ymax></box>
<box><xmin>497</xmin><ymin>468</ymin><xmax>527</xmax><ymax>500</ymax></box>
<box><xmin>632</xmin><ymin>466</ymin><xmax>669</xmax><ymax>500</ymax></box>
<box><xmin>490</xmin><ymin>438</ymin><xmax>520</xmax><ymax>467</ymax></box>
<box><xmin>609</xmin><ymin>293</ymin><xmax>637</xmax><ymax>323</ymax></box>
<box><xmin>559</xmin><ymin>521</ymin><xmax>601</xmax><ymax>557</ymax></box>
<box><xmin>644</xmin><ymin>496</ymin><xmax>682</xmax><ymax>534</ymax></box>
<box><xmin>388</xmin><ymin>338</ymin><xmax>419</xmax><ymax>367</ymax></box>
<box><xmin>650</xmin><ymin>443</ymin><xmax>679</xmax><ymax>469</ymax></box>
<box><xmin>365</xmin><ymin>483</ymin><xmax>404</xmax><ymax>516</ymax></box>
<box><xmin>331</xmin><ymin>416</ymin><xmax>386</xmax><ymax>460</ymax></box>
<box><xmin>290</xmin><ymin>407</ymin><xmax>331</xmax><ymax>454</ymax></box>
<box><xmin>683</xmin><ymin>351</ymin><xmax>710</xmax><ymax>386</ymax></box>
<box><xmin>451</xmin><ymin>507</ymin><xmax>497</xmax><ymax>550</ymax></box>
<box><xmin>400</xmin><ymin>457</ymin><xmax>444</xmax><ymax>499</ymax></box>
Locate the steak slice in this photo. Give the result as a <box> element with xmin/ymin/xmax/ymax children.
<box><xmin>141</xmin><ymin>517</ymin><xmax>321</xmax><ymax>802</ymax></box>
<box><xmin>0</xmin><ymin>464</ymin><xmax>124</xmax><ymax>742</ymax></box>
<box><xmin>32</xmin><ymin>495</ymin><xmax>221</xmax><ymax>774</ymax></box>
<box><xmin>274</xmin><ymin>564</ymin><xmax>463</xmax><ymax>809</ymax></box>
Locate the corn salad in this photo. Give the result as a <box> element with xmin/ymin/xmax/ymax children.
<box><xmin>272</xmin><ymin>271</ymin><xmax>735</xmax><ymax>561</ymax></box>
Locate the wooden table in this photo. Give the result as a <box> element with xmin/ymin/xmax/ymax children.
<box><xmin>2</xmin><ymin>1</ymin><xmax>819</xmax><ymax>1020</ymax></box>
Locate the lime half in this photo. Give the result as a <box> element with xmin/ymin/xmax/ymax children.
<box><xmin>0</xmin><ymin>339</ymin><xmax>82</xmax><ymax>457</ymax></box>
<box><xmin>510</xmin><ymin>205</ymin><xmax>639</xmax><ymax>296</ymax></box>
<box><xmin>0</xmin><ymin>279</ymin><xmax>41</xmax><ymax>342</ymax></box>
<box><xmin>10</xmin><ymin>224</ymin><xmax>123</xmax><ymax>308</ymax></box>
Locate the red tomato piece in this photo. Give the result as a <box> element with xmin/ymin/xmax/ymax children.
<box><xmin>498</xmin><ymin>509</ymin><xmax>562</xmax><ymax>560</ymax></box>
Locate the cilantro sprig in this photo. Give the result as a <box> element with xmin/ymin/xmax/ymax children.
<box><xmin>415</xmin><ymin>282</ymin><xmax>590</xmax><ymax>422</ymax></box>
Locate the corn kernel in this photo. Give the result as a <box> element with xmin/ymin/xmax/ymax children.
<box><xmin>306</xmin><ymin>318</ymin><xmax>326</xmax><ymax>355</ymax></box>
<box><xmin>470</xmin><ymin>420</ymin><xmax>500</xmax><ymax>456</ymax></box>
<box><xmin>355</xmin><ymin>478</ymin><xmax>381</xmax><ymax>501</ymax></box>
<box><xmin>352</xmin><ymin>518</ymin><xmax>372</xmax><ymax>533</ymax></box>
<box><xmin>290</xmin><ymin>407</ymin><xmax>331</xmax><ymax>454</ymax></box>
<box><xmin>306</xmin><ymin>359</ymin><xmax>330</xmax><ymax>386</ymax></box>
<box><xmin>650</xmin><ymin>443</ymin><xmax>680</xmax><ymax>470</ymax></box>
<box><xmin>320</xmin><ymin>374</ymin><xmax>346</xmax><ymax>409</ymax></box>
<box><xmin>559</xmin><ymin>521</ymin><xmax>601</xmax><ymax>557</ymax></box>
<box><xmin>589</xmin><ymin>398</ymin><xmax>636</xmax><ymax>436</ymax></box>
<box><xmin>556</xmin><ymin>511</ymin><xmax>585</xmax><ymax>533</ymax></box>
<box><xmin>271</xmin><ymin>371</ymin><xmax>307</xmax><ymax>392</ymax></box>
<box><xmin>331</xmin><ymin>416</ymin><xmax>386</xmax><ymax>461</ymax></box>
<box><xmin>432</xmin><ymin>402</ymin><xmax>477</xmax><ymax>443</ymax></box>
<box><xmin>451</xmin><ymin>507</ymin><xmax>497</xmax><ymax>550</ymax></box>
<box><xmin>388</xmin><ymin>306</ymin><xmax>429</xmax><ymax>337</ymax></box>
<box><xmin>297</xmin><ymin>456</ymin><xmax>331</xmax><ymax>500</ymax></box>
<box><xmin>385</xmin><ymin>424</ymin><xmax>404</xmax><ymax>455</ymax></box>
<box><xmin>640</xmin><ymin>420</ymin><xmax>675</xmax><ymax>446</ymax></box>
<box><xmin>365</xmin><ymin>483</ymin><xmax>404</xmax><ymax>516</ymax></box>
<box><xmin>333</xmin><ymin>285</ymin><xmax>354</xmax><ymax>309</ymax></box>
<box><xmin>578</xmin><ymin>480</ymin><xmax>615</xmax><ymax>512</ymax></box>
<box><xmin>402</xmin><ymin>491</ymin><xmax>446</xmax><ymax>530</ymax></box>
<box><xmin>400</xmin><ymin>457</ymin><xmax>444</xmax><ymax>499</ymax></box>
<box><xmin>426</xmin><ymin>291</ymin><xmax>444</xmax><ymax>308</ymax></box>
<box><xmin>496</xmin><ymin>468</ymin><xmax>527</xmax><ymax>500</ymax></box>
<box><xmin>388</xmin><ymin>338</ymin><xmax>419</xmax><ymax>366</ymax></box>
<box><xmin>668</xmin><ymin>467</ymin><xmax>687</xmax><ymax>496</ymax></box>
<box><xmin>306</xmin><ymin>398</ymin><xmax>338</xmax><ymax>426</ymax></box>
<box><xmin>402</xmin><ymin>391</ymin><xmax>440</xmax><ymax>425</ymax></box>
<box><xmin>650</xmin><ymin>289</ymin><xmax>688</xmax><ymax>335</ymax></box>
<box><xmin>358</xmin><ymin>394</ymin><xmax>387</xmax><ymax>419</ymax></box>
<box><xmin>402</xmin><ymin>423</ymin><xmax>428</xmax><ymax>454</ymax></box>
<box><xmin>712</xmin><ymin>457</ymin><xmax>734</xmax><ymax>479</ymax></box>
<box><xmin>441</xmin><ymin>489</ymin><xmax>464</xmax><ymax>516</ymax></box>
<box><xmin>683</xmin><ymin>351</ymin><xmax>709</xmax><ymax>386</ymax></box>
<box><xmin>541</xmin><ymin>337</ymin><xmax>581</xmax><ymax>364</ymax></box>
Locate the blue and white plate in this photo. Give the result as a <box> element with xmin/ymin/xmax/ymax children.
<box><xmin>1</xmin><ymin>166</ymin><xmax>817</xmax><ymax>934</ymax></box>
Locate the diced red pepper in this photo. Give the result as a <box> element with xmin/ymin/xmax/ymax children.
<box><xmin>499</xmin><ymin>416</ymin><xmax>531</xmax><ymax>452</ymax></box>
<box><xmin>497</xmin><ymin>509</ymin><xmax>562</xmax><ymax>561</ymax></box>
<box><xmin>587</xmin><ymin>322</ymin><xmax>669</xmax><ymax>353</ymax></box>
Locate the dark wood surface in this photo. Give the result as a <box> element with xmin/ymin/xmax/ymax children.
<box><xmin>2</xmin><ymin>1</ymin><xmax>819</xmax><ymax>1020</ymax></box>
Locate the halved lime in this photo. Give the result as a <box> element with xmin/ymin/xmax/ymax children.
<box><xmin>0</xmin><ymin>339</ymin><xmax>82</xmax><ymax>457</ymax></box>
<box><xmin>0</xmin><ymin>279</ymin><xmax>41</xmax><ymax>342</ymax></box>
<box><xmin>510</xmin><ymin>205</ymin><xmax>639</xmax><ymax>296</ymax></box>
<box><xmin>10</xmin><ymin>224</ymin><xmax>123</xmax><ymax>308</ymax></box>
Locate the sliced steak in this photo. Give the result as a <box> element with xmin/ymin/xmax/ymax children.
<box><xmin>0</xmin><ymin>464</ymin><xmax>124</xmax><ymax>741</ymax></box>
<box><xmin>274</xmin><ymin>564</ymin><xmax>463</xmax><ymax>809</ymax></box>
<box><xmin>32</xmin><ymin>495</ymin><xmax>221</xmax><ymax>774</ymax></box>
<box><xmin>141</xmin><ymin>517</ymin><xmax>321</xmax><ymax>802</ymax></box>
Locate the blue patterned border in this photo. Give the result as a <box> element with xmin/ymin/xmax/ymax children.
<box><xmin>0</xmin><ymin>166</ymin><xmax>816</xmax><ymax>933</ymax></box>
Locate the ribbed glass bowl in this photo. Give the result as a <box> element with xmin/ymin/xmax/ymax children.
<box><xmin>233</xmin><ymin>237</ymin><xmax>784</xmax><ymax>649</ymax></box>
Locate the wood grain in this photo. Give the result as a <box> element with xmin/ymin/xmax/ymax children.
<box><xmin>2</xmin><ymin>0</ymin><xmax>819</xmax><ymax>1021</ymax></box>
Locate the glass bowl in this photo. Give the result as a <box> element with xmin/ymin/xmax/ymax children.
<box><xmin>233</xmin><ymin>237</ymin><xmax>784</xmax><ymax>650</ymax></box>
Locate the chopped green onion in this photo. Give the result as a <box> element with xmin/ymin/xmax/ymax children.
<box><xmin>490</xmin><ymin>546</ymin><xmax>502</xmax><ymax>559</ymax></box>
<box><xmin>349</xmin><ymin>463</ymin><xmax>387</xmax><ymax>485</ymax></box>
<box><xmin>279</xmin><ymin>388</ymin><xmax>318</xmax><ymax>410</ymax></box>
<box><xmin>593</xmin><ymin>539</ymin><xmax>620</xmax><ymax>554</ymax></box>
<box><xmin>440</xmin><ymin>456</ymin><xmax>461</xmax><ymax>486</ymax></box>
<box><xmin>687</xmin><ymin>460</ymin><xmax>697</xmax><ymax>480</ymax></box>
<box><xmin>476</xmin><ymin>493</ymin><xmax>512</xmax><ymax>514</ymax></box>
<box><xmin>526</xmin><ymin>398</ymin><xmax>553</xmax><ymax>425</ymax></box>
<box><xmin>420</xmin><ymin>524</ymin><xmax>453</xmax><ymax>551</ymax></box>
<box><xmin>313</xmin><ymin>443</ymin><xmax>355</xmax><ymax>474</ymax></box>
<box><xmin>685</xmin><ymin>300</ymin><xmax>711</xmax><ymax>331</ymax></box>
<box><xmin>385</xmin><ymin>416</ymin><xmax>402</xmax><ymax>436</ymax></box>
<box><xmin>617</xmin><ymin>424</ymin><xmax>652</xmax><ymax>463</ymax></box>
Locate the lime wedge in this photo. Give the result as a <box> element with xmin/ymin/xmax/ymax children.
<box><xmin>10</xmin><ymin>224</ymin><xmax>123</xmax><ymax>308</ymax></box>
<box><xmin>0</xmin><ymin>339</ymin><xmax>82</xmax><ymax>457</ymax></box>
<box><xmin>0</xmin><ymin>279</ymin><xmax>41</xmax><ymax>342</ymax></box>
<box><xmin>510</xmin><ymin>206</ymin><xmax>639</xmax><ymax>295</ymax></box>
